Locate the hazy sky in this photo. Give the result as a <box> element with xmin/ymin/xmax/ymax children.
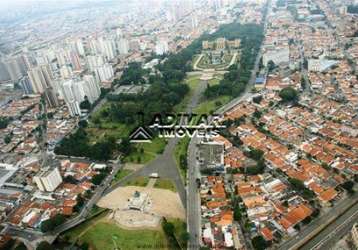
<box><xmin>0</xmin><ymin>0</ymin><xmax>100</xmax><ymax>8</ymax></box>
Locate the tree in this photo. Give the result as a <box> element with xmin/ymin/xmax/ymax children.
<box><xmin>267</xmin><ymin>60</ymin><xmax>276</xmax><ymax>72</ymax></box>
<box><xmin>41</xmin><ymin>214</ymin><xmax>65</xmax><ymax>232</ymax></box>
<box><xmin>179</xmin><ymin>232</ymin><xmax>190</xmax><ymax>245</ymax></box>
<box><xmin>78</xmin><ymin>120</ymin><xmax>88</xmax><ymax>128</ymax></box>
<box><xmin>4</xmin><ymin>134</ymin><xmax>12</xmax><ymax>144</ymax></box>
<box><xmin>80</xmin><ymin>96</ymin><xmax>91</xmax><ymax>110</ymax></box>
<box><xmin>252</xmin><ymin>95</ymin><xmax>263</xmax><ymax>104</ymax></box>
<box><xmin>162</xmin><ymin>219</ymin><xmax>175</xmax><ymax>235</ymax></box>
<box><xmin>36</xmin><ymin>241</ymin><xmax>54</xmax><ymax>250</ymax></box>
<box><xmin>253</xmin><ymin>110</ymin><xmax>262</xmax><ymax>119</ymax></box>
<box><xmin>234</xmin><ymin>207</ymin><xmax>242</xmax><ymax>221</ymax></box>
<box><xmin>0</xmin><ymin>117</ymin><xmax>9</xmax><ymax>129</ymax></box>
<box><xmin>74</xmin><ymin>194</ymin><xmax>85</xmax><ymax>212</ymax></box>
<box><xmin>288</xmin><ymin>178</ymin><xmax>305</xmax><ymax>190</ymax></box>
<box><xmin>15</xmin><ymin>242</ymin><xmax>27</xmax><ymax>250</ymax></box>
<box><xmin>279</xmin><ymin>87</ymin><xmax>298</xmax><ymax>102</ymax></box>
<box><xmin>245</xmin><ymin>147</ymin><xmax>264</xmax><ymax>161</ymax></box>
<box><xmin>341</xmin><ymin>181</ymin><xmax>355</xmax><ymax>194</ymax></box>
<box><xmin>91</xmin><ymin>172</ymin><xmax>107</xmax><ymax>185</ymax></box>
<box><xmin>252</xmin><ymin>235</ymin><xmax>267</xmax><ymax>250</ymax></box>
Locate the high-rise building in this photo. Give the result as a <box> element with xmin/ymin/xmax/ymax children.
<box><xmin>61</xmin><ymin>80</ymin><xmax>83</xmax><ymax>116</ymax></box>
<box><xmin>0</xmin><ymin>61</ymin><xmax>11</xmax><ymax>82</ymax></box>
<box><xmin>86</xmin><ymin>55</ymin><xmax>105</xmax><ymax>72</ymax></box>
<box><xmin>28</xmin><ymin>64</ymin><xmax>53</xmax><ymax>93</ymax></box>
<box><xmin>60</xmin><ymin>65</ymin><xmax>73</xmax><ymax>79</ymax></box>
<box><xmin>76</xmin><ymin>38</ymin><xmax>85</xmax><ymax>56</ymax></box>
<box><xmin>117</xmin><ymin>38</ymin><xmax>129</xmax><ymax>55</ymax></box>
<box><xmin>33</xmin><ymin>166</ymin><xmax>62</xmax><ymax>192</ymax></box>
<box><xmin>98</xmin><ymin>37</ymin><xmax>116</xmax><ymax>61</ymax></box>
<box><xmin>4</xmin><ymin>57</ymin><xmax>23</xmax><ymax>82</ymax></box>
<box><xmin>70</xmin><ymin>51</ymin><xmax>82</xmax><ymax>71</ymax></box>
<box><xmin>56</xmin><ymin>49</ymin><xmax>68</xmax><ymax>66</ymax></box>
<box><xmin>44</xmin><ymin>87</ymin><xmax>59</xmax><ymax>108</ymax></box>
<box><xmin>95</xmin><ymin>63</ymin><xmax>114</xmax><ymax>82</ymax></box>
<box><xmin>83</xmin><ymin>74</ymin><xmax>101</xmax><ymax>103</ymax></box>
<box><xmin>19</xmin><ymin>76</ymin><xmax>33</xmax><ymax>94</ymax></box>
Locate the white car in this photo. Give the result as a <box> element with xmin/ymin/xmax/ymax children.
<box><xmin>149</xmin><ymin>173</ymin><xmax>159</xmax><ymax>178</ymax></box>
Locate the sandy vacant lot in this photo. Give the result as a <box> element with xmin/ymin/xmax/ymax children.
<box><xmin>111</xmin><ymin>209</ymin><xmax>161</xmax><ymax>229</ymax></box>
<box><xmin>98</xmin><ymin>186</ymin><xmax>185</xmax><ymax>221</ymax></box>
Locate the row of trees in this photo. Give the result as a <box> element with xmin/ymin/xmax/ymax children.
<box><xmin>54</xmin><ymin>128</ymin><xmax>117</xmax><ymax>161</ymax></box>
<box><xmin>40</xmin><ymin>214</ymin><xmax>66</xmax><ymax>232</ymax></box>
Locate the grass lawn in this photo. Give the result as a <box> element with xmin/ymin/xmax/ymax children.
<box><xmin>174</xmin><ymin>75</ymin><xmax>201</xmax><ymax>112</ymax></box>
<box><xmin>125</xmin><ymin>176</ymin><xmax>149</xmax><ymax>187</ymax></box>
<box><xmin>64</xmin><ymin>217</ymin><xmax>169</xmax><ymax>250</ymax></box>
<box><xmin>111</xmin><ymin>169</ymin><xmax>133</xmax><ymax>185</ymax></box>
<box><xmin>194</xmin><ymin>95</ymin><xmax>231</xmax><ymax>115</ymax></box>
<box><xmin>154</xmin><ymin>178</ymin><xmax>177</xmax><ymax>192</ymax></box>
<box><xmin>81</xmin><ymin>222</ymin><xmax>168</xmax><ymax>250</ymax></box>
<box><xmin>174</xmin><ymin>137</ymin><xmax>190</xmax><ymax>182</ymax></box>
<box><xmin>208</xmin><ymin>75</ymin><xmax>223</xmax><ymax>86</ymax></box>
<box><xmin>124</xmin><ymin>137</ymin><xmax>166</xmax><ymax>164</ymax></box>
<box><xmin>64</xmin><ymin>210</ymin><xmax>110</xmax><ymax>242</ymax></box>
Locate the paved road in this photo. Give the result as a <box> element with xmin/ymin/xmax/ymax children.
<box><xmin>187</xmin><ymin>1</ymin><xmax>273</xmax><ymax>247</ymax></box>
<box><xmin>187</xmin><ymin>136</ymin><xmax>201</xmax><ymax>250</ymax></box>
<box><xmin>277</xmin><ymin>192</ymin><xmax>358</xmax><ymax>250</ymax></box>
<box><xmin>300</xmin><ymin>201</ymin><xmax>358</xmax><ymax>250</ymax></box>
<box><xmin>106</xmin><ymin>80</ymin><xmax>208</xmax><ymax>208</ymax></box>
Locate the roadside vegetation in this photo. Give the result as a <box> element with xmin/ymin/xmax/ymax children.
<box><xmin>124</xmin><ymin>176</ymin><xmax>149</xmax><ymax>187</ymax></box>
<box><xmin>174</xmin><ymin>137</ymin><xmax>190</xmax><ymax>181</ymax></box>
<box><xmin>154</xmin><ymin>178</ymin><xmax>177</xmax><ymax>192</ymax></box>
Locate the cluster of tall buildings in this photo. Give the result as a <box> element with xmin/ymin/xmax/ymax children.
<box><xmin>0</xmin><ymin>31</ymin><xmax>131</xmax><ymax>116</ymax></box>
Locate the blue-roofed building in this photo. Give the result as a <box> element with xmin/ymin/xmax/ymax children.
<box><xmin>255</xmin><ymin>77</ymin><xmax>266</xmax><ymax>89</ymax></box>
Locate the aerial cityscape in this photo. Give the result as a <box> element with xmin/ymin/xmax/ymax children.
<box><xmin>0</xmin><ymin>0</ymin><xmax>357</xmax><ymax>249</ymax></box>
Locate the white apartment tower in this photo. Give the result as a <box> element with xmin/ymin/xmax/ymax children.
<box><xmin>95</xmin><ymin>63</ymin><xmax>114</xmax><ymax>82</ymax></box>
<box><xmin>34</xmin><ymin>166</ymin><xmax>62</xmax><ymax>192</ymax></box>
<box><xmin>117</xmin><ymin>38</ymin><xmax>129</xmax><ymax>55</ymax></box>
<box><xmin>83</xmin><ymin>74</ymin><xmax>101</xmax><ymax>103</ymax></box>
<box><xmin>28</xmin><ymin>64</ymin><xmax>53</xmax><ymax>94</ymax></box>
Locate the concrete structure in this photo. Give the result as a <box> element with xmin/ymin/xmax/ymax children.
<box><xmin>308</xmin><ymin>58</ymin><xmax>339</xmax><ymax>72</ymax></box>
<box><xmin>33</xmin><ymin>166</ymin><xmax>62</xmax><ymax>192</ymax></box>
<box><xmin>28</xmin><ymin>64</ymin><xmax>53</xmax><ymax>94</ymax></box>
<box><xmin>117</xmin><ymin>38</ymin><xmax>129</xmax><ymax>55</ymax></box>
<box><xmin>95</xmin><ymin>63</ymin><xmax>114</xmax><ymax>82</ymax></box>
<box><xmin>263</xmin><ymin>47</ymin><xmax>290</xmax><ymax>66</ymax></box>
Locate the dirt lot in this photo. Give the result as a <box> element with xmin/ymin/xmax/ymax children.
<box><xmin>97</xmin><ymin>186</ymin><xmax>185</xmax><ymax>228</ymax></box>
